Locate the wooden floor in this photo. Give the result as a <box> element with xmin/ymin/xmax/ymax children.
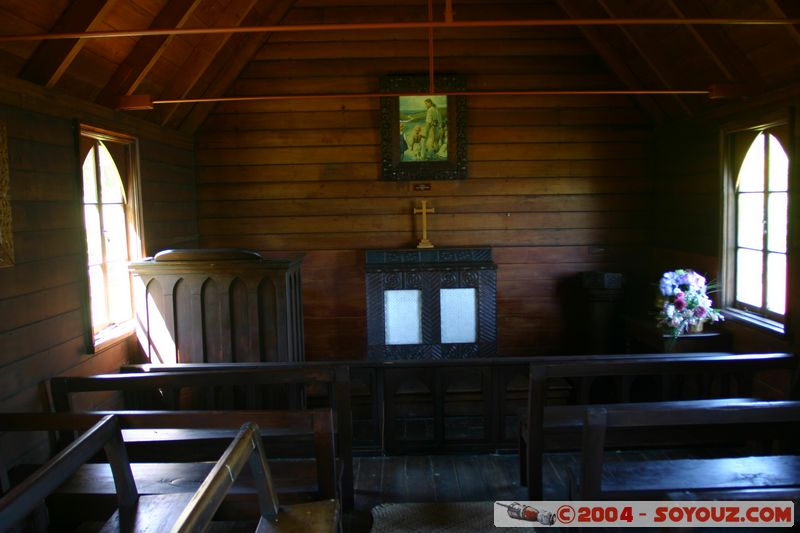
<box><xmin>346</xmin><ymin>448</ymin><xmax>748</xmax><ymax>532</ymax></box>
<box><xmin>347</xmin><ymin>452</ymin><xmax>569</xmax><ymax>532</ymax></box>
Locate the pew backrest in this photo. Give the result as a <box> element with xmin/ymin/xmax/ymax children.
<box><xmin>48</xmin><ymin>365</ymin><xmax>353</xmax><ymax>509</ymax></box>
<box><xmin>523</xmin><ymin>351</ymin><xmax>797</xmax><ymax>500</ymax></box>
<box><xmin>0</xmin><ymin>415</ymin><xmax>136</xmax><ymax>530</ymax></box>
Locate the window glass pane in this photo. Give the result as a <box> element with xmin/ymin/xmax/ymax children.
<box><xmin>767</xmin><ymin>192</ymin><xmax>787</xmax><ymax>253</ymax></box>
<box><xmin>89</xmin><ymin>264</ymin><xmax>107</xmax><ymax>331</ymax></box>
<box><xmin>736</xmin><ymin>248</ymin><xmax>763</xmax><ymax>307</ymax></box>
<box><xmin>440</xmin><ymin>288</ymin><xmax>476</xmax><ymax>343</ymax></box>
<box><xmin>107</xmin><ymin>261</ymin><xmax>132</xmax><ymax>323</ymax></box>
<box><xmin>102</xmin><ymin>204</ymin><xmax>128</xmax><ymax>261</ymax></box>
<box><xmin>84</xmin><ymin>205</ymin><xmax>102</xmax><ymax>266</ymax></box>
<box><xmin>384</xmin><ymin>290</ymin><xmax>422</xmax><ymax>345</ymax></box>
<box><xmin>768</xmin><ymin>134</ymin><xmax>789</xmax><ymax>192</ymax></box>
<box><xmin>82</xmin><ymin>146</ymin><xmax>98</xmax><ymax>203</ymax></box>
<box><xmin>98</xmin><ymin>142</ymin><xmax>125</xmax><ymax>204</ymax></box>
<box><xmin>766</xmin><ymin>253</ymin><xmax>786</xmax><ymax>315</ymax></box>
<box><xmin>737</xmin><ymin>133</ymin><xmax>764</xmax><ymax>192</ymax></box>
<box><xmin>736</xmin><ymin>193</ymin><xmax>763</xmax><ymax>250</ymax></box>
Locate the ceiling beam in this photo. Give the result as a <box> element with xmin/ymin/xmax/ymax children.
<box><xmin>668</xmin><ymin>0</ymin><xmax>763</xmax><ymax>86</ymax></box>
<box><xmin>764</xmin><ymin>0</ymin><xmax>800</xmax><ymax>47</ymax></box>
<box><xmin>555</xmin><ymin>0</ymin><xmax>665</xmax><ymax>122</ymax></box>
<box><xmin>174</xmin><ymin>0</ymin><xmax>299</xmax><ymax>133</ymax></box>
<box><xmin>4</xmin><ymin>17</ymin><xmax>800</xmax><ymax>43</ymax></box>
<box><xmin>596</xmin><ymin>0</ymin><xmax>691</xmax><ymax>116</ymax></box>
<box><xmin>17</xmin><ymin>0</ymin><xmax>117</xmax><ymax>88</ymax></box>
<box><xmin>157</xmin><ymin>0</ymin><xmax>261</xmax><ymax>128</ymax></box>
<box><xmin>95</xmin><ymin>0</ymin><xmax>202</xmax><ymax>108</ymax></box>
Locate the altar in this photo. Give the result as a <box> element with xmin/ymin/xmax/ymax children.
<box><xmin>365</xmin><ymin>247</ymin><xmax>497</xmax><ymax>360</ymax></box>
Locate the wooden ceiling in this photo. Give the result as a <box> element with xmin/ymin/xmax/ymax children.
<box><xmin>1</xmin><ymin>0</ymin><xmax>799</xmax><ymax>133</ymax></box>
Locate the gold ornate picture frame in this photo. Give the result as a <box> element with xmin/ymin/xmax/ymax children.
<box><xmin>0</xmin><ymin>121</ymin><xmax>13</xmax><ymax>268</ymax></box>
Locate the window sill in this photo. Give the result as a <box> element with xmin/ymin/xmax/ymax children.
<box><xmin>722</xmin><ymin>308</ymin><xmax>785</xmax><ymax>336</ymax></box>
<box><xmin>93</xmin><ymin>320</ymin><xmax>136</xmax><ymax>353</ymax></box>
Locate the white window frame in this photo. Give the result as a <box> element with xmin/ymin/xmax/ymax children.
<box><xmin>79</xmin><ymin>125</ymin><xmax>145</xmax><ymax>351</ymax></box>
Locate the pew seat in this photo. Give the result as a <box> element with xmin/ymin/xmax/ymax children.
<box><xmin>519</xmin><ymin>351</ymin><xmax>797</xmax><ymax>499</ymax></box>
<box><xmin>571</xmin><ymin>455</ymin><xmax>800</xmax><ymax>500</ymax></box>
<box><xmin>50</xmin><ymin>364</ymin><xmax>354</xmax><ymax>510</ymax></box>
<box><xmin>521</xmin><ymin>397</ymin><xmax>764</xmax><ymax>449</ymax></box>
<box><xmin>570</xmin><ymin>401</ymin><xmax>800</xmax><ymax>500</ymax></box>
<box><xmin>1</xmin><ymin>410</ymin><xmax>339</xmax><ymax>530</ymax></box>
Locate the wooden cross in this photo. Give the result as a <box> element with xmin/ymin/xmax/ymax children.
<box><xmin>413</xmin><ymin>200</ymin><xmax>435</xmax><ymax>248</ymax></box>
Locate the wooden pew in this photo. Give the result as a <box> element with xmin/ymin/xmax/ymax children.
<box><xmin>519</xmin><ymin>351</ymin><xmax>797</xmax><ymax>499</ymax></box>
<box><xmin>0</xmin><ymin>415</ymin><xmax>339</xmax><ymax>532</ymax></box>
<box><xmin>0</xmin><ymin>415</ymin><xmax>135</xmax><ymax>531</ymax></box>
<box><xmin>573</xmin><ymin>401</ymin><xmax>800</xmax><ymax>500</ymax></box>
<box><xmin>1</xmin><ymin>409</ymin><xmax>338</xmax><ymax>528</ymax></box>
<box><xmin>49</xmin><ymin>363</ymin><xmax>354</xmax><ymax>510</ymax></box>
<box><xmin>161</xmin><ymin>421</ymin><xmax>338</xmax><ymax>533</ymax></box>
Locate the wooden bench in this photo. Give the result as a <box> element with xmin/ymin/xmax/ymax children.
<box><xmin>572</xmin><ymin>401</ymin><xmax>800</xmax><ymax>500</ymax></box>
<box><xmin>519</xmin><ymin>351</ymin><xmax>797</xmax><ymax>499</ymax></box>
<box><xmin>49</xmin><ymin>363</ymin><xmax>354</xmax><ymax>510</ymax></box>
<box><xmin>1</xmin><ymin>409</ymin><xmax>338</xmax><ymax>528</ymax></box>
<box><xmin>0</xmin><ymin>414</ymin><xmax>338</xmax><ymax>532</ymax></box>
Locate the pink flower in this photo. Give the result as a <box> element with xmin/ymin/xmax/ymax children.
<box><xmin>673</xmin><ymin>295</ymin><xmax>686</xmax><ymax>311</ymax></box>
<box><xmin>694</xmin><ymin>307</ymin><xmax>706</xmax><ymax>318</ymax></box>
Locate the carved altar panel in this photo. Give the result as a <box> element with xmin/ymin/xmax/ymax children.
<box><xmin>366</xmin><ymin>248</ymin><xmax>497</xmax><ymax>360</ymax></box>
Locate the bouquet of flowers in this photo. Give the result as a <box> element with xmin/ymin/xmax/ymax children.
<box><xmin>656</xmin><ymin>269</ymin><xmax>723</xmax><ymax>337</ymax></box>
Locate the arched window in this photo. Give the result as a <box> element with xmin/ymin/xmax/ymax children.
<box><xmin>80</xmin><ymin>127</ymin><xmax>143</xmax><ymax>347</ymax></box>
<box><xmin>725</xmin><ymin>124</ymin><xmax>789</xmax><ymax>329</ymax></box>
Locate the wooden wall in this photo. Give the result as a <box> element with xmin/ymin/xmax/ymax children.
<box><xmin>0</xmin><ymin>77</ymin><xmax>197</xmax><ymax>464</ymax></box>
<box><xmin>195</xmin><ymin>23</ymin><xmax>656</xmax><ymax>359</ymax></box>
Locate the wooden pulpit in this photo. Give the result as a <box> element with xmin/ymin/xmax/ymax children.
<box><xmin>129</xmin><ymin>248</ymin><xmax>304</xmax><ymax>364</ymax></box>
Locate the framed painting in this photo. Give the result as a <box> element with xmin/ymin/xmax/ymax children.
<box><xmin>380</xmin><ymin>74</ymin><xmax>467</xmax><ymax>180</ymax></box>
<box><xmin>0</xmin><ymin>121</ymin><xmax>13</xmax><ymax>268</ymax></box>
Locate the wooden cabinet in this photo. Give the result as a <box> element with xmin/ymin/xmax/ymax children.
<box><xmin>365</xmin><ymin>248</ymin><xmax>497</xmax><ymax>360</ymax></box>
<box><xmin>130</xmin><ymin>249</ymin><xmax>304</xmax><ymax>364</ymax></box>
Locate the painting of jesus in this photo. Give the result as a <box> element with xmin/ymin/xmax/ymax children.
<box><xmin>399</xmin><ymin>95</ymin><xmax>448</xmax><ymax>162</ymax></box>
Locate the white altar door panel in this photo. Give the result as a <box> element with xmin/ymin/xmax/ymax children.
<box><xmin>384</xmin><ymin>289</ymin><xmax>422</xmax><ymax>345</ymax></box>
<box><xmin>440</xmin><ymin>288</ymin><xmax>477</xmax><ymax>343</ymax></box>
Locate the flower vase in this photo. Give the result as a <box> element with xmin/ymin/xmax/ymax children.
<box><xmin>689</xmin><ymin>322</ymin><xmax>704</xmax><ymax>334</ymax></box>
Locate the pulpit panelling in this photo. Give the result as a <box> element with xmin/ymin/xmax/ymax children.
<box><xmin>129</xmin><ymin>249</ymin><xmax>304</xmax><ymax>364</ymax></box>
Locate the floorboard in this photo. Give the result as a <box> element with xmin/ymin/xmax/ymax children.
<box><xmin>346</xmin><ymin>448</ymin><xmax>720</xmax><ymax>532</ymax></box>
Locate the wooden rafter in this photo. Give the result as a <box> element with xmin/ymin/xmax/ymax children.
<box><xmin>596</xmin><ymin>0</ymin><xmax>691</xmax><ymax>116</ymax></box>
<box><xmin>95</xmin><ymin>0</ymin><xmax>203</xmax><ymax>108</ymax></box>
<box><xmin>157</xmin><ymin>0</ymin><xmax>261</xmax><ymax>128</ymax></box>
<box><xmin>555</xmin><ymin>0</ymin><xmax>665</xmax><ymax>122</ymax></box>
<box><xmin>764</xmin><ymin>0</ymin><xmax>800</xmax><ymax>47</ymax></box>
<box><xmin>668</xmin><ymin>0</ymin><xmax>763</xmax><ymax>86</ymax></box>
<box><xmin>18</xmin><ymin>0</ymin><xmax>116</xmax><ymax>88</ymax></box>
<box><xmin>174</xmin><ymin>0</ymin><xmax>299</xmax><ymax>134</ymax></box>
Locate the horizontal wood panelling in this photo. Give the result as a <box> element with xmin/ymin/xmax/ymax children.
<box><xmin>0</xmin><ymin>90</ymin><xmax>196</xmax><ymax>463</ymax></box>
<box><xmin>0</xmin><ymin>311</ymin><xmax>84</xmax><ymax>367</ymax></box>
<box><xmin>196</xmin><ymin>19</ymin><xmax>654</xmax><ymax>360</ymax></box>
<box><xmin>200</xmin><ymin>211</ymin><xmax>646</xmax><ymax>235</ymax></box>
<box><xmin>199</xmin><ymin>194</ymin><xmax>646</xmax><ymax>217</ymax></box>
<box><xmin>0</xmin><ymin>283</ymin><xmax>83</xmax><ymax>333</ymax></box>
<box><xmin>201</xmin><ymin>227</ymin><xmax>647</xmax><ymax>251</ymax></box>
<box><xmin>13</xmin><ymin>229</ymin><xmax>85</xmax><ymax>262</ymax></box>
